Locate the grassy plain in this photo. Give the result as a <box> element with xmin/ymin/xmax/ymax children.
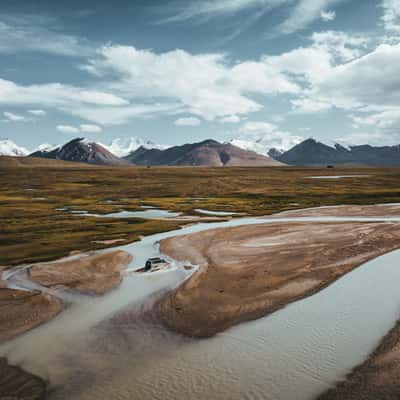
<box><xmin>2</xmin><ymin>156</ymin><xmax>400</xmax><ymax>266</ymax></box>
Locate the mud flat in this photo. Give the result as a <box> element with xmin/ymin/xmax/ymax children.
<box><xmin>29</xmin><ymin>250</ymin><xmax>133</xmax><ymax>295</ymax></box>
<box><xmin>0</xmin><ymin>288</ymin><xmax>62</xmax><ymax>343</ymax></box>
<box><xmin>159</xmin><ymin>219</ymin><xmax>400</xmax><ymax>337</ymax></box>
<box><xmin>274</xmin><ymin>203</ymin><xmax>400</xmax><ymax>218</ymax></box>
<box><xmin>319</xmin><ymin>318</ymin><xmax>400</xmax><ymax>400</ymax></box>
<box><xmin>0</xmin><ymin>357</ymin><xmax>46</xmax><ymax>400</ymax></box>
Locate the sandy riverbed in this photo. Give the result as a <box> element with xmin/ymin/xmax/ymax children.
<box><xmin>158</xmin><ymin>220</ymin><xmax>400</xmax><ymax>337</ymax></box>
<box><xmin>274</xmin><ymin>203</ymin><xmax>400</xmax><ymax>218</ymax></box>
<box><xmin>0</xmin><ymin>357</ymin><xmax>46</xmax><ymax>400</ymax></box>
<box><xmin>0</xmin><ymin>288</ymin><xmax>62</xmax><ymax>343</ymax></box>
<box><xmin>29</xmin><ymin>250</ymin><xmax>133</xmax><ymax>295</ymax></box>
<box><xmin>4</xmin><ymin>204</ymin><xmax>400</xmax><ymax>399</ymax></box>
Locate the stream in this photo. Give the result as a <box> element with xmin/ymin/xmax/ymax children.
<box><xmin>2</xmin><ymin>212</ymin><xmax>400</xmax><ymax>399</ymax></box>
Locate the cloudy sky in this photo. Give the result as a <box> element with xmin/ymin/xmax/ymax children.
<box><xmin>1</xmin><ymin>0</ymin><xmax>400</xmax><ymax>151</ymax></box>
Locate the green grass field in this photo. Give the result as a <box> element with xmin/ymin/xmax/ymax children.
<box><xmin>2</xmin><ymin>156</ymin><xmax>400</xmax><ymax>266</ymax></box>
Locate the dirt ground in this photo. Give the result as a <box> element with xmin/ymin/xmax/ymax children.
<box><xmin>0</xmin><ymin>357</ymin><xmax>46</xmax><ymax>400</ymax></box>
<box><xmin>0</xmin><ymin>288</ymin><xmax>62</xmax><ymax>343</ymax></box>
<box><xmin>272</xmin><ymin>203</ymin><xmax>400</xmax><ymax>218</ymax></box>
<box><xmin>158</xmin><ymin>218</ymin><xmax>400</xmax><ymax>337</ymax></box>
<box><xmin>29</xmin><ymin>250</ymin><xmax>133</xmax><ymax>295</ymax></box>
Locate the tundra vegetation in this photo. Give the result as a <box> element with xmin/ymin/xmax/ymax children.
<box><xmin>2</xmin><ymin>156</ymin><xmax>400</xmax><ymax>266</ymax></box>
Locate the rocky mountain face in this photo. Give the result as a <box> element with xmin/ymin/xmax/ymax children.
<box><xmin>29</xmin><ymin>138</ymin><xmax>127</xmax><ymax>166</ymax></box>
<box><xmin>124</xmin><ymin>139</ymin><xmax>283</xmax><ymax>166</ymax></box>
<box><xmin>276</xmin><ymin>138</ymin><xmax>400</xmax><ymax>166</ymax></box>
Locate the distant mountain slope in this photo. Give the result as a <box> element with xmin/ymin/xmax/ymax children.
<box><xmin>277</xmin><ymin>138</ymin><xmax>400</xmax><ymax>166</ymax></box>
<box><xmin>29</xmin><ymin>138</ymin><xmax>127</xmax><ymax>166</ymax></box>
<box><xmin>0</xmin><ymin>139</ymin><xmax>29</xmax><ymax>156</ymax></box>
<box><xmin>124</xmin><ymin>139</ymin><xmax>283</xmax><ymax>166</ymax></box>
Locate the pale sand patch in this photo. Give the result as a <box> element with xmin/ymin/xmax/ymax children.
<box><xmin>93</xmin><ymin>239</ymin><xmax>125</xmax><ymax>245</ymax></box>
<box><xmin>269</xmin><ymin>279</ymin><xmax>321</xmax><ymax>297</ymax></box>
<box><xmin>30</xmin><ymin>250</ymin><xmax>133</xmax><ymax>295</ymax></box>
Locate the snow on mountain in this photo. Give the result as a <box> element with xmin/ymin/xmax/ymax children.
<box><xmin>0</xmin><ymin>139</ymin><xmax>29</xmax><ymax>156</ymax></box>
<box><xmin>33</xmin><ymin>143</ymin><xmax>61</xmax><ymax>153</ymax></box>
<box><xmin>102</xmin><ymin>137</ymin><xmax>169</xmax><ymax>157</ymax></box>
<box><xmin>230</xmin><ymin>133</ymin><xmax>303</xmax><ymax>157</ymax></box>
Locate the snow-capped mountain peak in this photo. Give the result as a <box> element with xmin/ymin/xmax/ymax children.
<box><xmin>0</xmin><ymin>138</ymin><xmax>29</xmax><ymax>156</ymax></box>
<box><xmin>102</xmin><ymin>137</ymin><xmax>169</xmax><ymax>157</ymax></box>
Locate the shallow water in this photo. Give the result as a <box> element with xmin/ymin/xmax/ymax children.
<box><xmin>2</xmin><ymin>213</ymin><xmax>400</xmax><ymax>400</ymax></box>
<box><xmin>306</xmin><ymin>175</ymin><xmax>370</xmax><ymax>179</ymax></box>
<box><xmin>194</xmin><ymin>208</ymin><xmax>238</xmax><ymax>216</ymax></box>
<box><xmin>57</xmin><ymin>207</ymin><xmax>182</xmax><ymax>219</ymax></box>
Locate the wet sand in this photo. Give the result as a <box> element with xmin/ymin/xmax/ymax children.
<box><xmin>274</xmin><ymin>203</ymin><xmax>400</xmax><ymax>218</ymax></box>
<box><xmin>0</xmin><ymin>288</ymin><xmax>62</xmax><ymax>343</ymax></box>
<box><xmin>319</xmin><ymin>318</ymin><xmax>400</xmax><ymax>400</ymax></box>
<box><xmin>158</xmin><ymin>220</ymin><xmax>400</xmax><ymax>337</ymax></box>
<box><xmin>29</xmin><ymin>250</ymin><xmax>133</xmax><ymax>295</ymax></box>
<box><xmin>0</xmin><ymin>357</ymin><xmax>46</xmax><ymax>400</ymax></box>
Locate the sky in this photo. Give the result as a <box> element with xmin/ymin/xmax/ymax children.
<box><xmin>1</xmin><ymin>0</ymin><xmax>400</xmax><ymax>151</ymax></box>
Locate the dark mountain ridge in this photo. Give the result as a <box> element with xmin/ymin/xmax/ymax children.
<box><xmin>29</xmin><ymin>138</ymin><xmax>127</xmax><ymax>166</ymax></box>
<box><xmin>276</xmin><ymin>138</ymin><xmax>400</xmax><ymax>166</ymax></box>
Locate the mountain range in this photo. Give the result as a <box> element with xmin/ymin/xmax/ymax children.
<box><xmin>21</xmin><ymin>138</ymin><xmax>280</xmax><ymax>167</ymax></box>
<box><xmin>124</xmin><ymin>139</ymin><xmax>281</xmax><ymax>166</ymax></box>
<box><xmin>275</xmin><ymin>138</ymin><xmax>400</xmax><ymax>166</ymax></box>
<box><xmin>29</xmin><ymin>138</ymin><xmax>127</xmax><ymax>165</ymax></box>
<box><xmin>3</xmin><ymin>136</ymin><xmax>400</xmax><ymax>167</ymax></box>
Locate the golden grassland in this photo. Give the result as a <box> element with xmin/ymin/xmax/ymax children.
<box><xmin>2</xmin><ymin>156</ymin><xmax>400</xmax><ymax>266</ymax></box>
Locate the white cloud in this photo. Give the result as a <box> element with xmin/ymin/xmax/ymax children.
<box><xmin>311</xmin><ymin>31</ymin><xmax>370</xmax><ymax>61</ymax></box>
<box><xmin>277</xmin><ymin>0</ymin><xmax>345</xmax><ymax>34</ymax></box>
<box><xmin>291</xmin><ymin>97</ymin><xmax>332</xmax><ymax>113</ymax></box>
<box><xmin>0</xmin><ymin>78</ymin><xmax>138</xmax><ymax>125</ymax></box>
<box><xmin>174</xmin><ymin>117</ymin><xmax>202</xmax><ymax>126</ymax></box>
<box><xmin>79</xmin><ymin>124</ymin><xmax>102</xmax><ymax>133</ymax></box>
<box><xmin>350</xmin><ymin>108</ymin><xmax>400</xmax><ymax>133</ymax></box>
<box><xmin>67</xmin><ymin>103</ymin><xmax>183</xmax><ymax>125</ymax></box>
<box><xmin>320</xmin><ymin>10</ymin><xmax>336</xmax><ymax>21</ymax></box>
<box><xmin>220</xmin><ymin>115</ymin><xmax>241</xmax><ymax>124</ymax></box>
<box><xmin>232</xmin><ymin>121</ymin><xmax>304</xmax><ymax>155</ymax></box>
<box><xmin>3</xmin><ymin>111</ymin><xmax>27</xmax><ymax>122</ymax></box>
<box><xmin>0</xmin><ymin>78</ymin><xmax>127</xmax><ymax>108</ymax></box>
<box><xmin>57</xmin><ymin>125</ymin><xmax>80</xmax><ymax>134</ymax></box>
<box><xmin>28</xmin><ymin>109</ymin><xmax>46</xmax><ymax>116</ymax></box>
<box><xmin>164</xmin><ymin>0</ymin><xmax>273</xmax><ymax>22</ymax></box>
<box><xmin>165</xmin><ymin>0</ymin><xmax>347</xmax><ymax>35</ymax></box>
<box><xmin>307</xmin><ymin>44</ymin><xmax>400</xmax><ymax>110</ymax></box>
<box><xmin>382</xmin><ymin>0</ymin><xmax>400</xmax><ymax>32</ymax></box>
<box><xmin>83</xmin><ymin>45</ymin><xmax>299</xmax><ymax>121</ymax></box>
<box><xmin>56</xmin><ymin>123</ymin><xmax>102</xmax><ymax>134</ymax></box>
<box><xmin>0</xmin><ymin>16</ymin><xmax>91</xmax><ymax>56</ymax></box>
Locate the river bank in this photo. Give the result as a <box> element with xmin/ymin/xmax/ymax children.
<box><xmin>30</xmin><ymin>250</ymin><xmax>133</xmax><ymax>295</ymax></box>
<box><xmin>3</xmin><ymin>204</ymin><xmax>400</xmax><ymax>399</ymax></box>
<box><xmin>158</xmin><ymin>218</ymin><xmax>400</xmax><ymax>337</ymax></box>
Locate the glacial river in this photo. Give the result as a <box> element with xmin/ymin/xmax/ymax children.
<box><xmin>2</xmin><ymin>213</ymin><xmax>400</xmax><ymax>400</ymax></box>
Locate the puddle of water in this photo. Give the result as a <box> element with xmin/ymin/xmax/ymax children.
<box><xmin>97</xmin><ymin>209</ymin><xmax>182</xmax><ymax>219</ymax></box>
<box><xmin>56</xmin><ymin>208</ymin><xmax>182</xmax><ymax>219</ymax></box>
<box><xmin>194</xmin><ymin>208</ymin><xmax>238</xmax><ymax>216</ymax></box>
<box><xmin>306</xmin><ymin>175</ymin><xmax>370</xmax><ymax>180</ymax></box>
